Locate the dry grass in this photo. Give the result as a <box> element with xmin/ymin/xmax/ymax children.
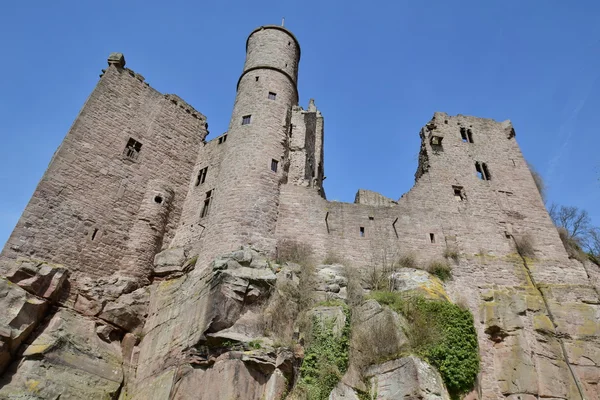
<box><xmin>514</xmin><ymin>234</ymin><xmax>535</xmax><ymax>258</ymax></box>
<box><xmin>344</xmin><ymin>266</ymin><xmax>364</xmax><ymax>307</ymax></box>
<box><xmin>264</xmin><ymin>262</ymin><xmax>316</xmax><ymax>344</ymax></box>
<box><xmin>443</xmin><ymin>247</ymin><xmax>460</xmax><ymax>264</ymax></box>
<box><xmin>366</xmin><ymin>253</ymin><xmax>418</xmax><ymax>291</ymax></box>
<box><xmin>276</xmin><ymin>239</ymin><xmax>314</xmax><ymax>265</ymax></box>
<box><xmin>351</xmin><ymin>309</ymin><xmax>402</xmax><ymax>370</ymax></box>
<box><xmin>322</xmin><ymin>251</ymin><xmax>346</xmax><ymax>265</ymax></box>
<box><xmin>557</xmin><ymin>227</ymin><xmax>587</xmax><ymax>263</ymax></box>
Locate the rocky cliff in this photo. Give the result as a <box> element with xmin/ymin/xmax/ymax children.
<box><xmin>1</xmin><ymin>242</ymin><xmax>598</xmax><ymax>399</ymax></box>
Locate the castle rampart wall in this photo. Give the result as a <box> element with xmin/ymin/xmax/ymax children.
<box><xmin>0</xmin><ymin>60</ymin><xmax>207</xmax><ymax>280</ymax></box>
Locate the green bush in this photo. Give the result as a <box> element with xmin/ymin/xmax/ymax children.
<box><xmin>428</xmin><ymin>261</ymin><xmax>452</xmax><ymax>281</ymax></box>
<box><xmin>370</xmin><ymin>292</ymin><xmax>479</xmax><ymax>397</ymax></box>
<box><xmin>296</xmin><ymin>306</ymin><xmax>351</xmax><ymax>399</ymax></box>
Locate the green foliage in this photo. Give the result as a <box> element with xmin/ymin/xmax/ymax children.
<box><xmin>248</xmin><ymin>339</ymin><xmax>262</xmax><ymax>349</ymax></box>
<box><xmin>296</xmin><ymin>306</ymin><xmax>351</xmax><ymax>399</ymax></box>
<box><xmin>370</xmin><ymin>291</ymin><xmax>479</xmax><ymax>397</ymax></box>
<box><xmin>427</xmin><ymin>261</ymin><xmax>452</xmax><ymax>281</ymax></box>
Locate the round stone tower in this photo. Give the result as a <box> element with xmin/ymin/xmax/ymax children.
<box><xmin>198</xmin><ymin>25</ymin><xmax>301</xmax><ymax>260</ymax></box>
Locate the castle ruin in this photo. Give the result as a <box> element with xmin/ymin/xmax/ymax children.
<box><xmin>1</xmin><ymin>24</ymin><xmax>599</xmax><ymax>400</ymax></box>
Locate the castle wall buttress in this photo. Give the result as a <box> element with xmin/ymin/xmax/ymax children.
<box><xmin>0</xmin><ymin>57</ymin><xmax>207</xmax><ymax>281</ymax></box>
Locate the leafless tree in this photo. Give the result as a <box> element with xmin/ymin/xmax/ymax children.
<box><xmin>549</xmin><ymin>204</ymin><xmax>591</xmax><ymax>241</ymax></box>
<box><xmin>588</xmin><ymin>227</ymin><xmax>600</xmax><ymax>258</ymax></box>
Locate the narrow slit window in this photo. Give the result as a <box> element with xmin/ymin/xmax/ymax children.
<box><xmin>452</xmin><ymin>185</ymin><xmax>465</xmax><ymax>201</ymax></box>
<box><xmin>271</xmin><ymin>159</ymin><xmax>278</xmax><ymax>172</ymax></box>
<box><xmin>255</xmin><ymin>76</ymin><xmax>259</xmax><ymax>81</ymax></box>
<box><xmin>196</xmin><ymin>167</ymin><xmax>208</xmax><ymax>186</ymax></box>
<box><xmin>268</xmin><ymin>92</ymin><xmax>277</xmax><ymax>100</ymax></box>
<box><xmin>460</xmin><ymin>127</ymin><xmax>474</xmax><ymax>143</ymax></box>
<box><xmin>475</xmin><ymin>162</ymin><xmax>491</xmax><ymax>180</ymax></box>
<box><xmin>123</xmin><ymin>138</ymin><xmax>142</xmax><ymax>160</ymax></box>
<box><xmin>430</xmin><ymin>233</ymin><xmax>436</xmax><ymax>243</ymax></box>
<box><xmin>359</xmin><ymin>227</ymin><xmax>365</xmax><ymax>237</ymax></box>
<box><xmin>201</xmin><ymin>190</ymin><xmax>213</xmax><ymax>218</ymax></box>
<box><xmin>242</xmin><ymin>115</ymin><xmax>251</xmax><ymax>125</ymax></box>
<box><xmin>91</xmin><ymin>228</ymin><xmax>99</xmax><ymax>241</ymax></box>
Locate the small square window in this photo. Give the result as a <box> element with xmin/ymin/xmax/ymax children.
<box><xmin>242</xmin><ymin>115</ymin><xmax>251</xmax><ymax>125</ymax></box>
<box><xmin>452</xmin><ymin>185</ymin><xmax>465</xmax><ymax>201</ymax></box>
<box><xmin>268</xmin><ymin>92</ymin><xmax>277</xmax><ymax>100</ymax></box>
<box><xmin>359</xmin><ymin>227</ymin><xmax>365</xmax><ymax>237</ymax></box>
<box><xmin>218</xmin><ymin>134</ymin><xmax>227</xmax><ymax>144</ymax></box>
<box><xmin>271</xmin><ymin>159</ymin><xmax>278</xmax><ymax>172</ymax></box>
<box><xmin>430</xmin><ymin>136</ymin><xmax>443</xmax><ymax>146</ymax></box>
<box><xmin>123</xmin><ymin>138</ymin><xmax>142</xmax><ymax>161</ymax></box>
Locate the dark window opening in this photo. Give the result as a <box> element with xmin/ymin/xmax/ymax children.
<box><xmin>359</xmin><ymin>227</ymin><xmax>365</xmax><ymax>237</ymax></box>
<box><xmin>196</xmin><ymin>167</ymin><xmax>208</xmax><ymax>186</ymax></box>
<box><xmin>268</xmin><ymin>92</ymin><xmax>277</xmax><ymax>100</ymax></box>
<box><xmin>271</xmin><ymin>159</ymin><xmax>278</xmax><ymax>172</ymax></box>
<box><xmin>430</xmin><ymin>233</ymin><xmax>436</xmax><ymax>243</ymax></box>
<box><xmin>154</xmin><ymin>195</ymin><xmax>163</xmax><ymax>204</ymax></box>
<box><xmin>242</xmin><ymin>115</ymin><xmax>251</xmax><ymax>125</ymax></box>
<box><xmin>201</xmin><ymin>190</ymin><xmax>213</xmax><ymax>218</ymax></box>
<box><xmin>368</xmin><ymin>216</ymin><xmax>374</xmax><ymax>221</ymax></box>
<box><xmin>255</xmin><ymin>76</ymin><xmax>259</xmax><ymax>81</ymax></box>
<box><xmin>91</xmin><ymin>228</ymin><xmax>99</xmax><ymax>241</ymax></box>
<box><xmin>285</xmin><ymin>63</ymin><xmax>288</xmax><ymax>67</ymax></box>
<box><xmin>218</xmin><ymin>134</ymin><xmax>228</xmax><ymax>144</ymax></box>
<box><xmin>123</xmin><ymin>138</ymin><xmax>142</xmax><ymax>160</ymax></box>
<box><xmin>288</xmin><ymin>41</ymin><xmax>291</xmax><ymax>46</ymax></box>
<box><xmin>452</xmin><ymin>185</ymin><xmax>465</xmax><ymax>201</ymax></box>
<box><xmin>460</xmin><ymin>127</ymin><xmax>474</xmax><ymax>143</ymax></box>
<box><xmin>444</xmin><ymin>120</ymin><xmax>448</xmax><ymax>124</ymax></box>
<box><xmin>475</xmin><ymin>162</ymin><xmax>491</xmax><ymax>180</ymax></box>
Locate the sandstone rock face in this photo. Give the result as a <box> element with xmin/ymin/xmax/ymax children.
<box><xmin>0</xmin><ymin>278</ymin><xmax>48</xmax><ymax>374</ymax></box>
<box><xmin>123</xmin><ymin>247</ymin><xmax>290</xmax><ymax>399</ymax></box>
<box><xmin>99</xmin><ymin>287</ymin><xmax>149</xmax><ymax>333</ymax></box>
<box><xmin>0</xmin><ymin>308</ymin><xmax>123</xmax><ymax>399</ymax></box>
<box><xmin>5</xmin><ymin>259</ymin><xmax>67</xmax><ymax>302</ymax></box>
<box><xmin>365</xmin><ymin>356</ymin><xmax>450</xmax><ymax>400</ymax></box>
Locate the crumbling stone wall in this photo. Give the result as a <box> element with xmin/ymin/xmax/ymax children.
<box><xmin>0</xmin><ymin>57</ymin><xmax>207</xmax><ymax>281</ymax></box>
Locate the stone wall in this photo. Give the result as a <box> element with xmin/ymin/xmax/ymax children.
<box><xmin>0</xmin><ymin>58</ymin><xmax>207</xmax><ymax>282</ymax></box>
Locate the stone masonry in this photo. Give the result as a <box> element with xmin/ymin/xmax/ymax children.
<box><xmin>1</xmin><ymin>24</ymin><xmax>599</xmax><ymax>399</ymax></box>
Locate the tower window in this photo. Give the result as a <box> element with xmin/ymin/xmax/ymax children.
<box><xmin>242</xmin><ymin>115</ymin><xmax>251</xmax><ymax>125</ymax></box>
<box><xmin>218</xmin><ymin>134</ymin><xmax>227</xmax><ymax>144</ymax></box>
<box><xmin>196</xmin><ymin>167</ymin><xmax>208</xmax><ymax>186</ymax></box>
<box><xmin>268</xmin><ymin>92</ymin><xmax>277</xmax><ymax>100</ymax></box>
<box><xmin>359</xmin><ymin>227</ymin><xmax>365</xmax><ymax>237</ymax></box>
<box><xmin>475</xmin><ymin>162</ymin><xmax>491</xmax><ymax>181</ymax></box>
<box><xmin>91</xmin><ymin>228</ymin><xmax>99</xmax><ymax>241</ymax></box>
<box><xmin>123</xmin><ymin>138</ymin><xmax>142</xmax><ymax>161</ymax></box>
<box><xmin>452</xmin><ymin>185</ymin><xmax>465</xmax><ymax>201</ymax></box>
<box><xmin>430</xmin><ymin>233</ymin><xmax>436</xmax><ymax>243</ymax></box>
<box><xmin>255</xmin><ymin>76</ymin><xmax>259</xmax><ymax>82</ymax></box>
<box><xmin>201</xmin><ymin>190</ymin><xmax>213</xmax><ymax>218</ymax></box>
<box><xmin>271</xmin><ymin>159</ymin><xmax>278</xmax><ymax>172</ymax></box>
<box><xmin>460</xmin><ymin>127</ymin><xmax>474</xmax><ymax>143</ymax></box>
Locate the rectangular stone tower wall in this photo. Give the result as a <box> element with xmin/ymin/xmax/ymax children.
<box><xmin>169</xmin><ymin>133</ymin><xmax>228</xmax><ymax>249</ymax></box>
<box><xmin>0</xmin><ymin>61</ymin><xmax>207</xmax><ymax>280</ymax></box>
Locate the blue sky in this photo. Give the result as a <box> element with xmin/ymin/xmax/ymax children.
<box><xmin>0</xmin><ymin>1</ymin><xmax>598</xmax><ymax>249</ymax></box>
